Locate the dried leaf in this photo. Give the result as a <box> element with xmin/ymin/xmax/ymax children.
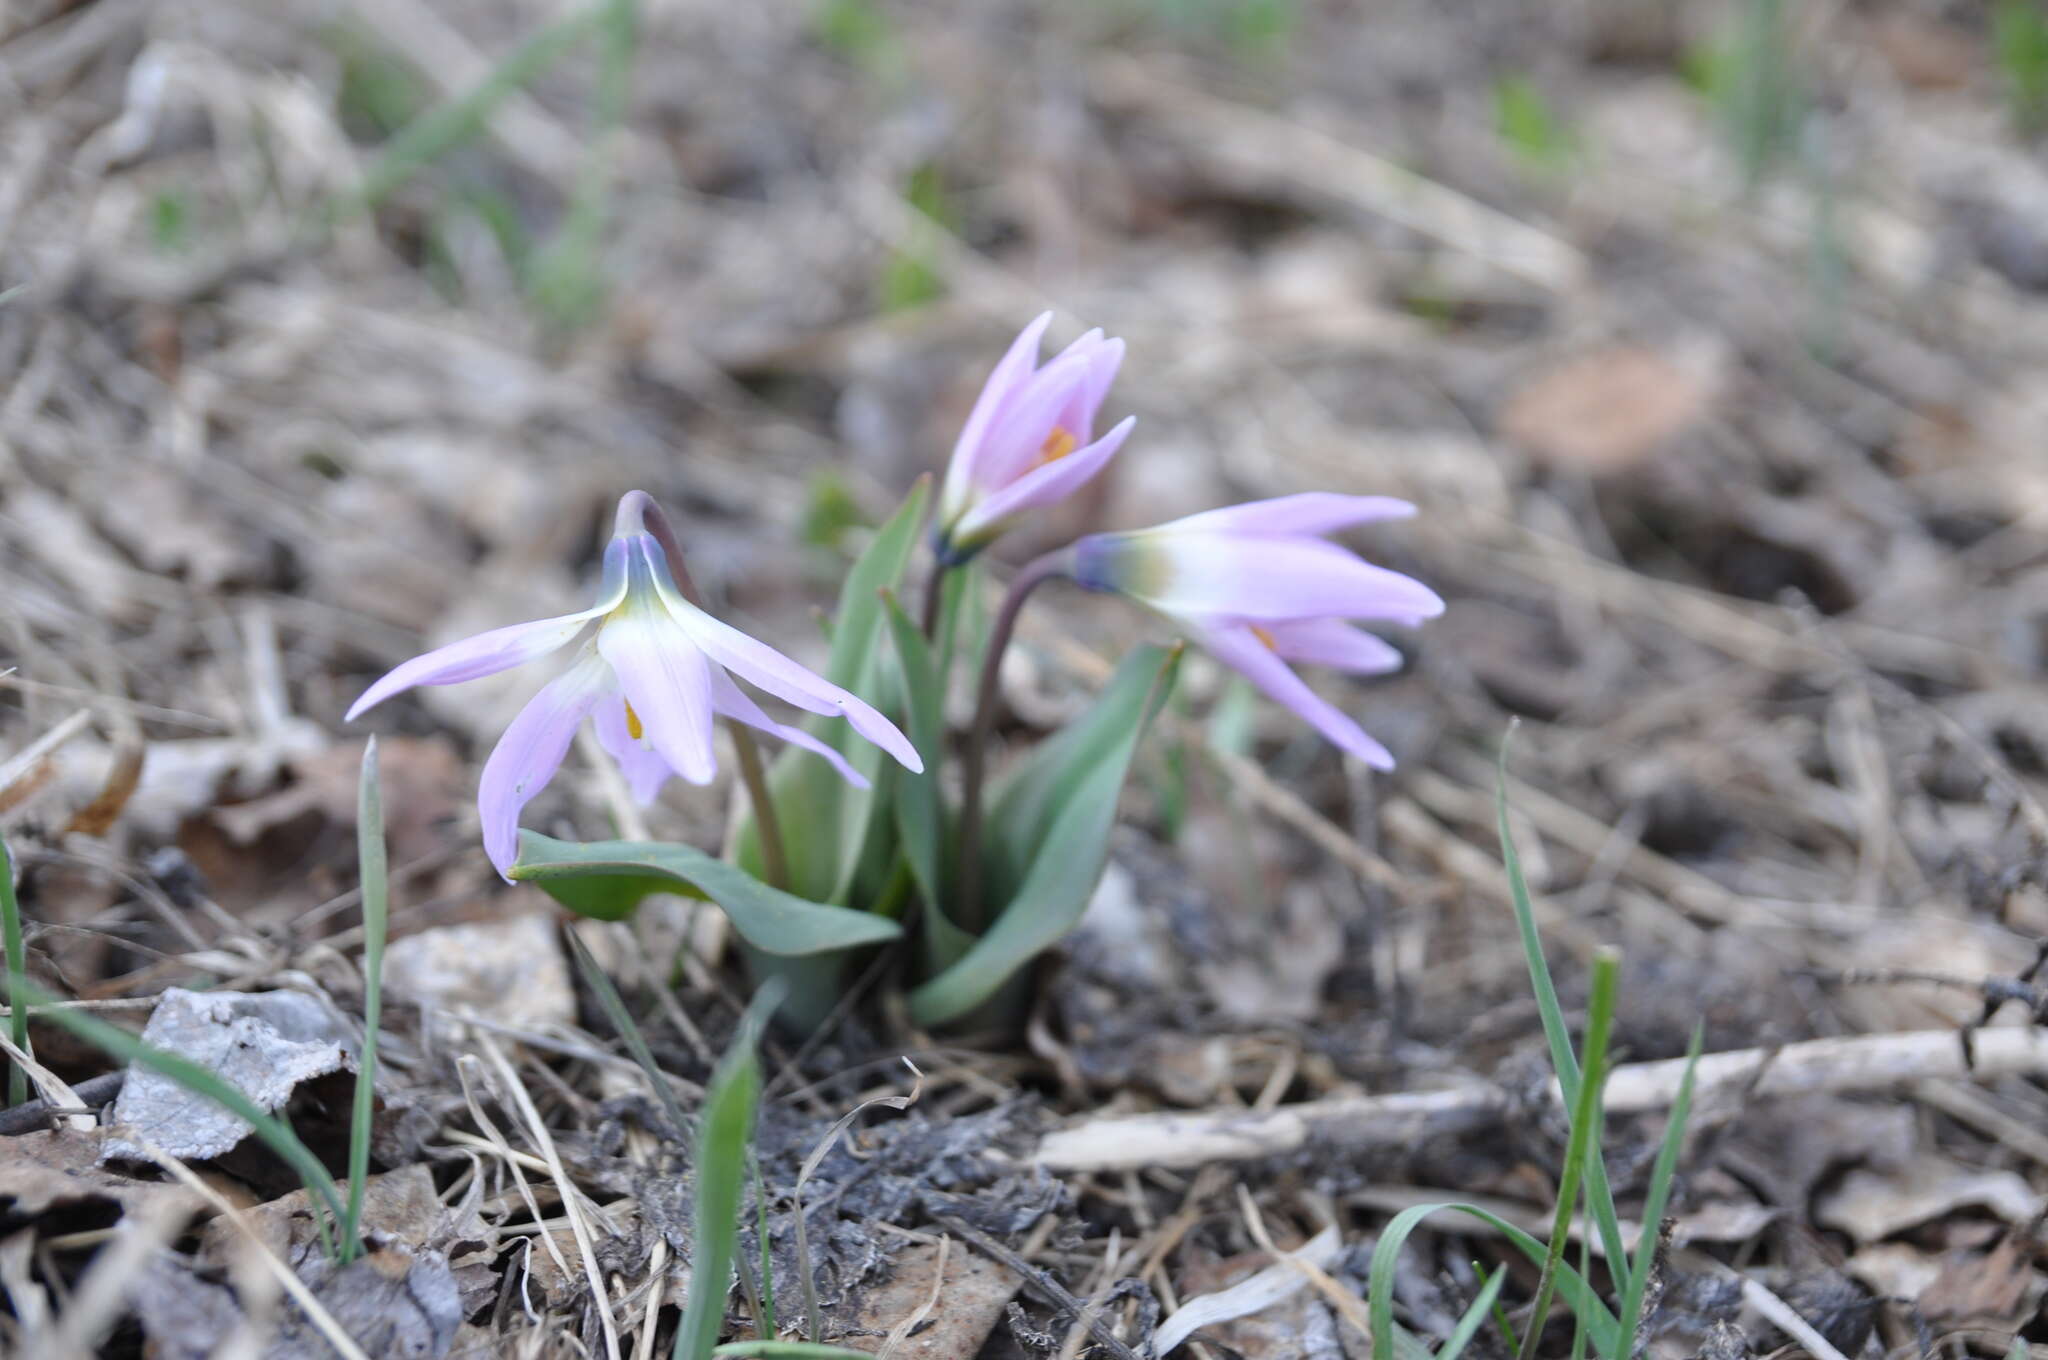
<box><xmin>1499</xmin><ymin>347</ymin><xmax>1711</xmax><ymax>472</ymax></box>
<box><xmin>839</xmin><ymin>1239</ymin><xmax>1020</xmax><ymax>1356</ymax></box>
<box><xmin>379</xmin><ymin>909</ymin><xmax>574</xmax><ymax>1030</ymax></box>
<box><xmin>1816</xmin><ymin>1155</ymin><xmax>2043</xmax><ymax>1244</ymax></box>
<box><xmin>0</xmin><ymin>1125</ymin><xmax>203</xmax><ymax>1220</ymax></box>
<box><xmin>1916</xmin><ymin>1234</ymin><xmax>2042</xmax><ymax>1325</ymax></box>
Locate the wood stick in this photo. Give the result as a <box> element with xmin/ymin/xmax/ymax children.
<box><xmin>1036</xmin><ymin>1027</ymin><xmax>2048</xmax><ymax>1173</ymax></box>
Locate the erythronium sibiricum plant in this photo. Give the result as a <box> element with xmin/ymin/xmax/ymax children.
<box><xmin>347</xmin><ymin>316</ymin><xmax>1438</xmax><ymax>1032</ymax></box>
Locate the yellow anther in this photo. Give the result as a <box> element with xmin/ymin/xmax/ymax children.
<box><xmin>1251</xmin><ymin>625</ymin><xmax>1279</xmax><ymax>651</ymax></box>
<box><xmin>624</xmin><ymin>699</ymin><xmax>644</xmax><ymax>741</ymax></box>
<box><xmin>1036</xmin><ymin>427</ymin><xmax>1078</xmax><ymax>466</ymax></box>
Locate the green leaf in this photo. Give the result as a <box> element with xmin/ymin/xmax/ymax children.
<box><xmin>908</xmin><ymin>645</ymin><xmax>1180</xmax><ymax>1027</ymax></box>
<box><xmin>512</xmin><ymin>833</ymin><xmax>901</xmax><ymax>955</ymax></box>
<box><xmin>880</xmin><ymin>589</ymin><xmax>973</xmax><ymax>974</ymax></box>
<box><xmin>734</xmin><ymin>477</ymin><xmax>931</xmax><ymax>905</ymax></box>
<box><xmin>674</xmin><ymin>986</ymin><xmax>773</xmax><ymax>1360</ymax></box>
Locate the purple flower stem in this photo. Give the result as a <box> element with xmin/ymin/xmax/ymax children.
<box><xmin>955</xmin><ymin>548</ymin><xmax>1068</xmax><ymax>934</ymax></box>
<box><xmin>918</xmin><ymin>561</ymin><xmax>948</xmax><ymax>639</ymax></box>
<box><xmin>636</xmin><ymin>495</ymin><xmax>792</xmax><ymax>891</ymax></box>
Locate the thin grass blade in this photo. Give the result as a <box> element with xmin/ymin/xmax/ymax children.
<box><xmin>1617</xmin><ymin>1024</ymin><xmax>1703</xmax><ymax>1347</ymax></box>
<box><xmin>343</xmin><ymin>736</ymin><xmax>389</xmax><ymax>1263</ymax></box>
<box><xmin>1435</xmin><ymin>1266</ymin><xmax>1507</xmax><ymax>1360</ymax></box>
<box><xmin>2</xmin><ymin>836</ymin><xmax>27</xmax><ymax>1107</ymax></box>
<box><xmin>1496</xmin><ymin>734</ymin><xmax>1628</xmax><ymax>1270</ymax></box>
<box><xmin>566</xmin><ymin>928</ymin><xmax>690</xmax><ymax>1138</ymax></box>
<box><xmin>674</xmin><ymin>984</ymin><xmax>780</xmax><ymax>1359</ymax></box>
<box><xmin>1516</xmin><ymin>948</ymin><xmax>1619</xmax><ymax>1360</ymax></box>
<box><xmin>346</xmin><ymin>8</ymin><xmax>599</xmax><ymax>212</ymax></box>
<box><xmin>1368</xmin><ymin>1203</ymin><xmax>1620</xmax><ymax>1359</ymax></box>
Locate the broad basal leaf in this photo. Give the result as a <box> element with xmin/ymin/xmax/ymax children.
<box><xmin>908</xmin><ymin>645</ymin><xmax>1179</xmax><ymax>1026</ymax></box>
<box><xmin>511</xmin><ymin>832</ymin><xmax>901</xmax><ymax>956</ymax></box>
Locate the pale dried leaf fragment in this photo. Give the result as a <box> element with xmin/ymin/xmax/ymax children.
<box><xmin>380</xmin><ymin>910</ymin><xmax>575</xmax><ymax>1031</ymax></box>
<box><xmin>100</xmin><ymin>988</ymin><xmax>358</xmax><ymax>1164</ymax></box>
<box><xmin>843</xmin><ymin>1239</ymin><xmax>1021</xmax><ymax>1357</ymax></box>
<box><xmin>1499</xmin><ymin>346</ymin><xmax>1713</xmax><ymax>472</ymax></box>
<box><xmin>1154</xmin><ymin>1225</ymin><xmax>1341</xmax><ymax>1355</ymax></box>
<box><xmin>1816</xmin><ymin>1155</ymin><xmax>2043</xmax><ymax>1244</ymax></box>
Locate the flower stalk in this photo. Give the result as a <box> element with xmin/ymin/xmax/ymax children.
<box><xmin>955</xmin><ymin>548</ymin><xmax>1069</xmax><ymax>934</ymax></box>
<box><xmin>632</xmin><ymin>493</ymin><xmax>792</xmax><ymax>892</ymax></box>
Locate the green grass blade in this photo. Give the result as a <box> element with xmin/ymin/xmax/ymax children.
<box><xmin>674</xmin><ymin>985</ymin><xmax>778</xmax><ymax>1359</ymax></box>
<box><xmin>1617</xmin><ymin>1024</ymin><xmax>1702</xmax><ymax>1348</ymax></box>
<box><xmin>1568</xmin><ymin>1220</ymin><xmax>1592</xmax><ymax>1360</ymax></box>
<box><xmin>1517</xmin><ymin>948</ymin><xmax>1619</xmax><ymax>1360</ymax></box>
<box><xmin>16</xmin><ymin>979</ymin><xmax>345</xmax><ymax>1260</ymax></box>
<box><xmin>1496</xmin><ymin>735</ymin><xmax>1629</xmax><ymax>1271</ymax></box>
<box><xmin>566</xmin><ymin>929</ymin><xmax>691</xmax><ymax>1139</ymax></box>
<box><xmin>1494</xmin><ymin>733</ymin><xmax>1579</xmax><ymax>1099</ymax></box>
<box><xmin>1436</xmin><ymin>1265</ymin><xmax>1507</xmax><ymax>1360</ymax></box>
<box><xmin>1473</xmin><ymin>1261</ymin><xmax>1519</xmax><ymax>1354</ymax></box>
<box><xmin>345</xmin><ymin>8</ymin><xmax>599</xmax><ymax>212</ymax></box>
<box><xmin>2</xmin><ymin>835</ymin><xmax>27</xmax><ymax>1107</ymax></box>
<box><xmin>1577</xmin><ymin>1044</ymin><xmax>1629</xmax><ymax>1305</ymax></box>
<box><xmin>753</xmin><ymin>1151</ymin><xmax>776</xmax><ymax>1338</ymax></box>
<box><xmin>343</xmin><ymin>737</ymin><xmax>390</xmax><ymax>1263</ymax></box>
<box><xmin>1370</xmin><ymin>1203</ymin><xmax>1620</xmax><ymax>1359</ymax></box>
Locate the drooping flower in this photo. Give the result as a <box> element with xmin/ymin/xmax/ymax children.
<box><xmin>1068</xmin><ymin>494</ymin><xmax>1443</xmax><ymax>769</ymax></box>
<box><xmin>932</xmin><ymin>312</ymin><xmax>1136</xmax><ymax>563</ymax></box>
<box><xmin>347</xmin><ymin>492</ymin><xmax>922</xmax><ymax>875</ymax></box>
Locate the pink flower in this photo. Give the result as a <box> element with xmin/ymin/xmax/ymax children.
<box><xmin>348</xmin><ymin>493</ymin><xmax>922</xmax><ymax>875</ymax></box>
<box><xmin>933</xmin><ymin>312</ymin><xmax>1135</xmax><ymax>562</ymax></box>
<box><xmin>1070</xmin><ymin>494</ymin><xmax>1442</xmax><ymax>769</ymax></box>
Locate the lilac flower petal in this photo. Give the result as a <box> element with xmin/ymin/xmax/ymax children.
<box><xmin>345</xmin><ymin>607</ymin><xmax>605</xmax><ymax>721</ymax></box>
<box><xmin>669</xmin><ymin>607</ymin><xmax>924</xmax><ymax>773</ymax></box>
<box><xmin>1141</xmin><ymin>536</ymin><xmax>1446</xmax><ymax>625</ymax></box>
<box><xmin>709</xmin><ymin>672</ymin><xmax>871</xmax><ymax>790</ymax></box>
<box><xmin>1054</xmin><ymin>336</ymin><xmax>1124</xmax><ymax>442</ymax></box>
<box><xmin>478</xmin><ymin>650</ymin><xmax>609</xmax><ymax>876</ymax></box>
<box><xmin>1160</xmin><ymin>493</ymin><xmax>1417</xmax><ymax>540</ymax></box>
<box><xmin>592</xmin><ymin>693</ymin><xmax>675</xmax><ymax>805</ymax></box>
<box><xmin>942</xmin><ymin>312</ymin><xmax>1053</xmax><ymax>511</ymax></box>
<box><xmin>1200</xmin><ymin>625</ymin><xmax>1396</xmax><ymax>771</ymax></box>
<box><xmin>949</xmin><ymin>415</ymin><xmax>1135</xmax><ymax>545</ymax></box>
<box><xmin>1263</xmin><ymin>619</ymin><xmax>1405</xmax><ymax>675</ymax></box>
<box><xmin>597</xmin><ymin>610</ymin><xmax>719</xmax><ymax>786</ymax></box>
<box><xmin>971</xmin><ymin>342</ymin><xmax>1106</xmax><ymax>491</ymax></box>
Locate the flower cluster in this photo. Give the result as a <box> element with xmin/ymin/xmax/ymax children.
<box><xmin>348</xmin><ymin>314</ymin><xmax>1439</xmax><ymax>1027</ymax></box>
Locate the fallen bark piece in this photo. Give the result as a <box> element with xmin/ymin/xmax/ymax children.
<box><xmin>1037</xmin><ymin>1027</ymin><xmax>2048</xmax><ymax>1173</ymax></box>
<box><xmin>100</xmin><ymin>988</ymin><xmax>357</xmax><ymax>1165</ymax></box>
